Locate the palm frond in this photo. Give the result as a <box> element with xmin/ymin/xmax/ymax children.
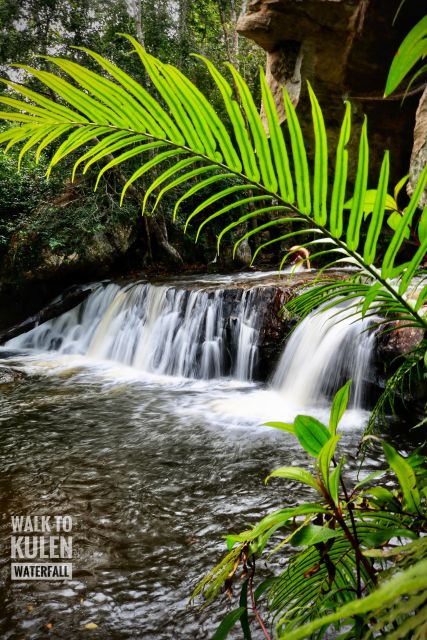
<box><xmin>0</xmin><ymin>37</ymin><xmax>426</xmax><ymax>335</ymax></box>
<box><xmin>385</xmin><ymin>15</ymin><xmax>427</xmax><ymax>96</ymax></box>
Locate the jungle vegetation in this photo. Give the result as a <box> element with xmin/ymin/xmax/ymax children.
<box><xmin>0</xmin><ymin>3</ymin><xmax>426</xmax><ymax>638</ymax></box>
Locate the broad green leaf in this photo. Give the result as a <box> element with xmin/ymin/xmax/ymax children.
<box><xmin>344</xmin><ymin>189</ymin><xmax>396</xmax><ymax>216</ymax></box>
<box><xmin>394</xmin><ymin>174</ymin><xmax>409</xmax><ymax>202</ymax></box>
<box><xmin>383</xmin><ymin>442</ymin><xmax>420</xmax><ymax>513</ymax></box>
<box><xmin>354</xmin><ymin>469</ymin><xmax>386</xmax><ymax>489</ymax></box>
<box><xmin>225</xmin><ymin>503</ymin><xmax>329</xmax><ymax>549</ymax></box>
<box><xmin>212</xmin><ymin>607</ymin><xmax>246</xmax><ymax>640</ymax></box>
<box><xmin>329</xmin><ymin>380</ymin><xmax>352</xmax><ymax>435</ymax></box>
<box><xmin>329</xmin><ymin>458</ymin><xmax>344</xmax><ymax>505</ymax></box>
<box><xmin>291</xmin><ymin>523</ymin><xmax>339</xmax><ymax>547</ymax></box>
<box><xmin>387</xmin><ymin>210</ymin><xmax>410</xmax><ymax>239</ymax></box>
<box><xmin>385</xmin><ymin>16</ymin><xmax>427</xmax><ymax>96</ymax></box>
<box><xmin>294</xmin><ymin>415</ymin><xmax>331</xmax><ymax>457</ymax></box>
<box><xmin>263</xmin><ymin>421</ymin><xmax>295</xmax><ymax>434</ymax></box>
<box><xmin>363</xmin><ymin>528</ymin><xmax>417</xmax><ymax>549</ymax></box>
<box><xmin>318</xmin><ymin>435</ymin><xmax>341</xmax><ymax>489</ymax></box>
<box><xmin>265</xmin><ymin>466</ymin><xmax>319</xmax><ymax>491</ymax></box>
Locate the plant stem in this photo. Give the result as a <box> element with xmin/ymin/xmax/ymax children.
<box><xmin>248</xmin><ymin>558</ymin><xmax>271</xmax><ymax>640</ymax></box>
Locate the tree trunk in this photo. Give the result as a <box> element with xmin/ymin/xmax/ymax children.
<box><xmin>129</xmin><ymin>1</ymin><xmax>184</xmax><ymax>265</ymax></box>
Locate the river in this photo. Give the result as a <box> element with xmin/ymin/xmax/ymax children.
<box><xmin>0</xmin><ymin>273</ymin><xmax>381</xmax><ymax>639</ymax></box>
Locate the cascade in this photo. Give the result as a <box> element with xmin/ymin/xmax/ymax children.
<box><xmin>272</xmin><ymin>302</ymin><xmax>377</xmax><ymax>410</ymax></box>
<box><xmin>7</xmin><ymin>280</ymin><xmax>378</xmax><ymax>409</ymax></box>
<box><xmin>6</xmin><ymin>282</ymin><xmax>265</xmax><ymax>381</ymax></box>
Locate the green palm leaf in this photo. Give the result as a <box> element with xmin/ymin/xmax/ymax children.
<box><xmin>0</xmin><ymin>36</ymin><xmax>425</xmax><ymax>338</ymax></box>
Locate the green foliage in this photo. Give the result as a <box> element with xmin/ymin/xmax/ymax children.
<box><xmin>0</xmin><ymin>38</ymin><xmax>425</xmax><ymax>335</ymax></box>
<box><xmin>385</xmin><ymin>14</ymin><xmax>427</xmax><ymax>97</ymax></box>
<box><xmin>0</xmin><ymin>129</ymin><xmax>137</xmax><ymax>273</ymax></box>
<box><xmin>283</xmin><ymin>552</ymin><xmax>427</xmax><ymax>640</ymax></box>
<box><xmin>192</xmin><ymin>383</ymin><xmax>427</xmax><ymax>639</ymax></box>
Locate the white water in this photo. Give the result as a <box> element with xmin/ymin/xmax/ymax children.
<box><xmin>7</xmin><ymin>281</ymin><xmax>265</xmax><ymax>381</ymax></box>
<box><xmin>6</xmin><ymin>280</ymin><xmax>377</xmax><ymax>416</ymax></box>
<box><xmin>272</xmin><ymin>303</ymin><xmax>377</xmax><ymax>410</ymax></box>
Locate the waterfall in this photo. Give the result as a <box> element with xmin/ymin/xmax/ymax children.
<box><xmin>272</xmin><ymin>303</ymin><xmax>377</xmax><ymax>410</ymax></box>
<box><xmin>6</xmin><ymin>282</ymin><xmax>265</xmax><ymax>382</ymax></box>
<box><xmin>6</xmin><ymin>280</ymin><xmax>378</xmax><ymax>410</ymax></box>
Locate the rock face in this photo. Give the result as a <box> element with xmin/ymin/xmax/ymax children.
<box><xmin>409</xmin><ymin>87</ymin><xmax>427</xmax><ymax>208</ymax></box>
<box><xmin>237</xmin><ymin>0</ymin><xmax>426</xmax><ymax>183</ymax></box>
<box><xmin>376</xmin><ymin>321</ymin><xmax>425</xmax><ymax>362</ymax></box>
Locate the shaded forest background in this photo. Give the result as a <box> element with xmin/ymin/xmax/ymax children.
<box><xmin>0</xmin><ymin>0</ymin><xmax>264</xmax><ymax>287</ymax></box>
<box><xmin>0</xmin><ymin>0</ymin><xmax>425</xmax><ymax>326</ymax></box>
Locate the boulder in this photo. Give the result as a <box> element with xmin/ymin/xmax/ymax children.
<box><xmin>0</xmin><ymin>366</ymin><xmax>25</xmax><ymax>384</ymax></box>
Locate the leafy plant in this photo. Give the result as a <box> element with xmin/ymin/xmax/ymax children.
<box><xmin>0</xmin><ymin>37</ymin><xmax>425</xmax><ymax>422</ymax></box>
<box><xmin>385</xmin><ymin>14</ymin><xmax>427</xmax><ymax>97</ymax></box>
<box><xmin>192</xmin><ymin>382</ymin><xmax>427</xmax><ymax>639</ymax></box>
<box><xmin>0</xmin><ymin>34</ymin><xmax>425</xmax><ymax>640</ymax></box>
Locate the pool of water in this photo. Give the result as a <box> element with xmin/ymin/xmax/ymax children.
<box><xmin>0</xmin><ymin>350</ymin><xmax>380</xmax><ymax>639</ymax></box>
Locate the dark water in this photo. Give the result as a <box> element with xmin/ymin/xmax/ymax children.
<box><xmin>0</xmin><ymin>351</ymin><xmax>381</xmax><ymax>639</ymax></box>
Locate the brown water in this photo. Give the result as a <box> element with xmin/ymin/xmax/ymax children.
<box><xmin>0</xmin><ymin>350</ymin><xmax>379</xmax><ymax>639</ymax></box>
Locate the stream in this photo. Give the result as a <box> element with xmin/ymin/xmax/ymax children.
<box><xmin>0</xmin><ymin>273</ymin><xmax>382</xmax><ymax>639</ymax></box>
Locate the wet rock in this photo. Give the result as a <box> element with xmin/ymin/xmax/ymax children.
<box><xmin>376</xmin><ymin>321</ymin><xmax>425</xmax><ymax>361</ymax></box>
<box><xmin>0</xmin><ymin>367</ymin><xmax>25</xmax><ymax>384</ymax></box>
<box><xmin>0</xmin><ymin>283</ymin><xmax>98</xmax><ymax>344</ymax></box>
